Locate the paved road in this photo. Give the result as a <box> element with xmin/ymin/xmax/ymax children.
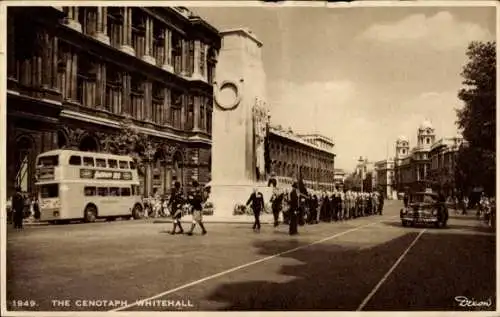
<box><xmin>5</xmin><ymin>201</ymin><xmax>496</xmax><ymax>312</ymax></box>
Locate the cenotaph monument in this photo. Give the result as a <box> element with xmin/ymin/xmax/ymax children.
<box><xmin>208</xmin><ymin>28</ymin><xmax>273</xmax><ymax>217</ymax></box>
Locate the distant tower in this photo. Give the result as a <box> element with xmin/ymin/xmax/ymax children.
<box><xmin>417</xmin><ymin>119</ymin><xmax>435</xmax><ymax>149</ymax></box>
<box><xmin>395</xmin><ymin>135</ymin><xmax>409</xmax><ymax>162</ymax></box>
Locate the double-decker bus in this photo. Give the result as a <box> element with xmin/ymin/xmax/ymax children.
<box><xmin>35</xmin><ymin>149</ymin><xmax>145</xmax><ymax>224</ymax></box>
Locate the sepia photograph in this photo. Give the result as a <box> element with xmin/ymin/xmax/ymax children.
<box><xmin>1</xmin><ymin>1</ymin><xmax>497</xmax><ymax>314</ymax></box>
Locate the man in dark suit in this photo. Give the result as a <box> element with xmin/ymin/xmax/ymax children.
<box><xmin>186</xmin><ymin>180</ymin><xmax>207</xmax><ymax>236</ymax></box>
<box><xmin>168</xmin><ymin>181</ymin><xmax>185</xmax><ymax>235</ymax></box>
<box><xmin>289</xmin><ymin>182</ymin><xmax>299</xmax><ymax>235</ymax></box>
<box><xmin>246</xmin><ymin>188</ymin><xmax>265</xmax><ymax>232</ymax></box>
<box><xmin>270</xmin><ymin>187</ymin><xmax>284</xmax><ymax>227</ymax></box>
<box><xmin>12</xmin><ymin>186</ymin><xmax>25</xmax><ymax>230</ymax></box>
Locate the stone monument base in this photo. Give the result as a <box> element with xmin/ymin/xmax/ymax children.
<box><xmin>207</xmin><ymin>181</ymin><xmax>275</xmax><ymax>217</ymax></box>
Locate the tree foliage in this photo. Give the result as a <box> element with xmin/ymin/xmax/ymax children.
<box><xmin>104</xmin><ymin>122</ymin><xmax>152</xmax><ymax>176</ymax></box>
<box><xmin>455</xmin><ymin>41</ymin><xmax>496</xmax><ymax>195</ymax></box>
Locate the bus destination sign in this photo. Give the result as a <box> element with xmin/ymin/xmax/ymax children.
<box><xmin>80</xmin><ymin>169</ymin><xmax>132</xmax><ymax>180</ymax></box>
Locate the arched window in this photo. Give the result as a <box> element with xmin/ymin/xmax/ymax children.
<box><xmin>79</xmin><ymin>135</ymin><xmax>99</xmax><ymax>152</ymax></box>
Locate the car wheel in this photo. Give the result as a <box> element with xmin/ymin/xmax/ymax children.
<box><xmin>84</xmin><ymin>205</ymin><xmax>97</xmax><ymax>223</ymax></box>
<box><xmin>132</xmin><ymin>204</ymin><xmax>144</xmax><ymax>220</ymax></box>
<box><xmin>435</xmin><ymin>220</ymin><xmax>445</xmax><ymax>228</ymax></box>
<box><xmin>402</xmin><ymin>220</ymin><xmax>408</xmax><ymax>227</ymax></box>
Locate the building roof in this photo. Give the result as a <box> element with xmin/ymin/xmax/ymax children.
<box><xmin>269</xmin><ymin>127</ymin><xmax>335</xmax><ymax>155</ymax></box>
<box><xmin>219</xmin><ymin>28</ymin><xmax>263</xmax><ymax>47</ymax></box>
<box><xmin>397</xmin><ymin>135</ymin><xmax>409</xmax><ymax>143</ymax></box>
<box><xmin>419</xmin><ymin>119</ymin><xmax>433</xmax><ymax>130</ymax></box>
<box><xmin>297</xmin><ymin>133</ymin><xmax>334</xmax><ymax>146</ymax></box>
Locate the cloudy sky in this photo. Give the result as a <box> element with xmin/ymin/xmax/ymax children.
<box><xmin>191</xmin><ymin>5</ymin><xmax>496</xmax><ymax>171</ymax></box>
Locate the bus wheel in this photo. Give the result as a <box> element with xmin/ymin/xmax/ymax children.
<box><xmin>84</xmin><ymin>205</ymin><xmax>97</xmax><ymax>223</ymax></box>
<box><xmin>132</xmin><ymin>204</ymin><xmax>144</xmax><ymax>220</ymax></box>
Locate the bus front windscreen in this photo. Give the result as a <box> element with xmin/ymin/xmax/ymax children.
<box><xmin>38</xmin><ymin>155</ymin><xmax>59</xmax><ymax>167</ymax></box>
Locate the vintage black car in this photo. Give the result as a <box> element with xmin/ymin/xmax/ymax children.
<box><xmin>400</xmin><ymin>190</ymin><xmax>448</xmax><ymax>228</ymax></box>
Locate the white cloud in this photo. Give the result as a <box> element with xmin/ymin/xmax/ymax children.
<box><xmin>392</xmin><ymin>90</ymin><xmax>462</xmax><ymax>148</ymax></box>
<box><xmin>359</xmin><ymin>11</ymin><xmax>492</xmax><ymax>51</ymax></box>
<box><xmin>268</xmin><ymin>80</ymin><xmax>381</xmax><ymax>170</ymax></box>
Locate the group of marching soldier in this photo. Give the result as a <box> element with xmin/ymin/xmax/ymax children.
<box><xmin>266</xmin><ymin>180</ymin><xmax>385</xmax><ymax>235</ymax></box>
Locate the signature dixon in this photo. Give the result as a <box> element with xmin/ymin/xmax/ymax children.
<box><xmin>51</xmin><ymin>299</ymin><xmax>195</xmax><ymax>308</ymax></box>
<box><xmin>454</xmin><ymin>296</ymin><xmax>493</xmax><ymax>308</ymax></box>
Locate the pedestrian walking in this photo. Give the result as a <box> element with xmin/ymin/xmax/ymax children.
<box><xmin>186</xmin><ymin>180</ymin><xmax>207</xmax><ymax>236</ymax></box>
<box><xmin>378</xmin><ymin>192</ymin><xmax>384</xmax><ymax>215</ymax></box>
<box><xmin>289</xmin><ymin>182</ymin><xmax>300</xmax><ymax>235</ymax></box>
<box><xmin>270</xmin><ymin>187</ymin><xmax>284</xmax><ymax>227</ymax></box>
<box><xmin>246</xmin><ymin>187</ymin><xmax>265</xmax><ymax>232</ymax></box>
<box><xmin>168</xmin><ymin>181</ymin><xmax>185</xmax><ymax>235</ymax></box>
<box><xmin>12</xmin><ymin>186</ymin><xmax>25</xmax><ymax>230</ymax></box>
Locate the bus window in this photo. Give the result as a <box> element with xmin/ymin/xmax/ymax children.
<box><xmin>108</xmin><ymin>159</ymin><xmax>118</xmax><ymax>169</ymax></box>
<box><xmin>130</xmin><ymin>161</ymin><xmax>136</xmax><ymax>169</ymax></box>
<box><xmin>109</xmin><ymin>187</ymin><xmax>119</xmax><ymax>196</ymax></box>
<box><xmin>96</xmin><ymin>158</ymin><xmax>106</xmax><ymax>168</ymax></box>
<box><xmin>83</xmin><ymin>157</ymin><xmax>95</xmax><ymax>167</ymax></box>
<box><xmin>84</xmin><ymin>186</ymin><xmax>96</xmax><ymax>196</ymax></box>
<box><xmin>40</xmin><ymin>184</ymin><xmax>59</xmax><ymax>198</ymax></box>
<box><xmin>69</xmin><ymin>156</ymin><xmax>82</xmax><ymax>166</ymax></box>
<box><xmin>119</xmin><ymin>161</ymin><xmax>129</xmax><ymax>169</ymax></box>
<box><xmin>121</xmin><ymin>187</ymin><xmax>131</xmax><ymax>196</ymax></box>
<box><xmin>98</xmin><ymin>187</ymin><xmax>109</xmax><ymax>196</ymax></box>
<box><xmin>38</xmin><ymin>155</ymin><xmax>59</xmax><ymax>167</ymax></box>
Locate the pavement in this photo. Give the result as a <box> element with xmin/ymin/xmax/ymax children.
<box><xmin>5</xmin><ymin>200</ymin><xmax>496</xmax><ymax>312</ymax></box>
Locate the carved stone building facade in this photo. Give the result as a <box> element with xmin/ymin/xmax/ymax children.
<box><xmin>6</xmin><ymin>6</ymin><xmax>220</xmax><ymax>197</ymax></box>
<box><xmin>268</xmin><ymin>127</ymin><xmax>336</xmax><ymax>192</ymax></box>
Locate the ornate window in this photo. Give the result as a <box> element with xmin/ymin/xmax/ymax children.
<box><xmin>207</xmin><ymin>47</ymin><xmax>217</xmax><ymax>84</ymax></box>
<box><xmin>199</xmin><ymin>97</ymin><xmax>206</xmax><ymax>131</ymax></box>
<box><xmin>105</xmin><ymin>65</ymin><xmax>122</xmax><ymax>114</ymax></box>
<box><xmin>152</xmin><ymin>24</ymin><xmax>164</xmax><ymax>67</ymax></box>
<box><xmin>172</xmin><ymin>33</ymin><xmax>182</xmax><ymax>75</ymax></box>
<box><xmin>131</xmin><ymin>10</ymin><xmax>146</xmax><ymax>59</ymax></box>
<box><xmin>152</xmin><ymin>82</ymin><xmax>164</xmax><ymax>125</ymax></box>
<box><xmin>207</xmin><ymin>103</ymin><xmax>212</xmax><ymax>134</ymax></box>
<box><xmin>107</xmin><ymin>7</ymin><xmax>123</xmax><ymax>49</ymax></box>
<box><xmin>185</xmin><ymin>95</ymin><xmax>194</xmax><ymax>131</ymax></box>
<box><xmin>188</xmin><ymin>40</ymin><xmax>195</xmax><ymax>76</ymax></box>
<box><xmin>171</xmin><ymin>90</ymin><xmax>182</xmax><ymax>129</ymax></box>
<box><xmin>76</xmin><ymin>53</ymin><xmax>97</xmax><ymax>107</ymax></box>
<box><xmin>78</xmin><ymin>7</ymin><xmax>98</xmax><ymax>36</ymax></box>
<box><xmin>199</xmin><ymin>42</ymin><xmax>206</xmax><ymax>77</ymax></box>
<box><xmin>130</xmin><ymin>75</ymin><xmax>145</xmax><ymax>120</ymax></box>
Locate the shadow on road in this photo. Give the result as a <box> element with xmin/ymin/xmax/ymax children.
<box><xmin>204</xmin><ymin>230</ymin><xmax>496</xmax><ymax>311</ymax></box>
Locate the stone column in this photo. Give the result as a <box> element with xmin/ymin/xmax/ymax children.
<box><xmin>65</xmin><ymin>7</ymin><xmax>82</xmax><ymax>32</ymax></box>
<box><xmin>191</xmin><ymin>40</ymin><xmax>203</xmax><ymax>81</ymax></box>
<box><xmin>71</xmin><ymin>53</ymin><xmax>78</xmax><ymax>101</ymax></box>
<box><xmin>142</xmin><ymin>17</ymin><xmax>155</xmax><ymax>65</ymax></box>
<box><xmin>162</xmin><ymin>28</ymin><xmax>173</xmax><ymax>72</ymax></box>
<box><xmin>180</xmin><ymin>95</ymin><xmax>186</xmax><ymax>130</ymax></box>
<box><xmin>163</xmin><ymin>87</ymin><xmax>171</xmax><ymax>125</ymax></box>
<box><xmin>51</xmin><ymin>37</ymin><xmax>58</xmax><ymax>90</ymax></box>
<box><xmin>94</xmin><ymin>7</ymin><xmax>110</xmax><ymax>45</ymax></box>
<box><xmin>181</xmin><ymin>39</ymin><xmax>189</xmax><ymax>77</ymax></box>
<box><xmin>122</xmin><ymin>72</ymin><xmax>131</xmax><ymax>115</ymax></box>
<box><xmin>41</xmin><ymin>31</ymin><xmax>51</xmax><ymax>89</ymax></box>
<box><xmin>144</xmin><ymin>81</ymin><xmax>152</xmax><ymax>122</ymax></box>
<box><xmin>120</xmin><ymin>7</ymin><xmax>135</xmax><ymax>56</ymax></box>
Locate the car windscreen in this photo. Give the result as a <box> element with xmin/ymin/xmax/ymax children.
<box><xmin>411</xmin><ymin>194</ymin><xmax>436</xmax><ymax>204</ymax></box>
